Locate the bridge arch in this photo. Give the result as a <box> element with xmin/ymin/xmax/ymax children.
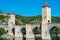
<box><xmin>49</xmin><ymin>26</ymin><xmax>60</xmax><ymax>40</ymax></box>
<box><xmin>12</xmin><ymin>28</ymin><xmax>15</xmax><ymax>35</ymax></box>
<box><xmin>32</xmin><ymin>27</ymin><xmax>41</xmax><ymax>34</ymax></box>
<box><xmin>33</xmin><ymin>27</ymin><xmax>38</xmax><ymax>34</ymax></box>
<box><xmin>21</xmin><ymin>27</ymin><xmax>26</xmax><ymax>40</ymax></box>
<box><xmin>21</xmin><ymin>27</ymin><xmax>26</xmax><ymax>35</ymax></box>
<box><xmin>32</xmin><ymin>24</ymin><xmax>41</xmax><ymax>34</ymax></box>
<box><xmin>48</xmin><ymin>23</ymin><xmax>60</xmax><ymax>30</ymax></box>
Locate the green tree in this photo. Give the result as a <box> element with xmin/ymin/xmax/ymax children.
<box><xmin>0</xmin><ymin>28</ymin><xmax>7</xmax><ymax>37</ymax></box>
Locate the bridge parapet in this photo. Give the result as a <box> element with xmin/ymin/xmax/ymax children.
<box><xmin>48</xmin><ymin>23</ymin><xmax>60</xmax><ymax>30</ymax></box>
<box><xmin>0</xmin><ymin>25</ymin><xmax>8</xmax><ymax>28</ymax></box>
<box><xmin>27</xmin><ymin>24</ymin><xmax>41</xmax><ymax>29</ymax></box>
<box><xmin>15</xmin><ymin>25</ymin><xmax>26</xmax><ymax>28</ymax></box>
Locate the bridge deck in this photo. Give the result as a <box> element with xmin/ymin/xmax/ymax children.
<box><xmin>48</xmin><ymin>23</ymin><xmax>60</xmax><ymax>30</ymax></box>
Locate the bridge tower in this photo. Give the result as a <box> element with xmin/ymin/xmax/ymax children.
<box><xmin>42</xmin><ymin>3</ymin><xmax>51</xmax><ymax>40</ymax></box>
<box><xmin>8</xmin><ymin>12</ymin><xmax>15</xmax><ymax>35</ymax></box>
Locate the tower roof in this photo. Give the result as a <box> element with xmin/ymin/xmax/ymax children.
<box><xmin>9</xmin><ymin>11</ymin><xmax>15</xmax><ymax>15</ymax></box>
<box><xmin>42</xmin><ymin>3</ymin><xmax>50</xmax><ymax>8</ymax></box>
<box><xmin>10</xmin><ymin>12</ymin><xmax>14</xmax><ymax>15</ymax></box>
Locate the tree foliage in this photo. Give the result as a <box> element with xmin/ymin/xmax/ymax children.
<box><xmin>0</xmin><ymin>28</ymin><xmax>7</xmax><ymax>37</ymax></box>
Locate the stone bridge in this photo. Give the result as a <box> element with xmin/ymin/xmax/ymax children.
<box><xmin>0</xmin><ymin>3</ymin><xmax>60</xmax><ymax>40</ymax></box>
<box><xmin>0</xmin><ymin>24</ymin><xmax>40</xmax><ymax>38</ymax></box>
<box><xmin>1</xmin><ymin>23</ymin><xmax>60</xmax><ymax>40</ymax></box>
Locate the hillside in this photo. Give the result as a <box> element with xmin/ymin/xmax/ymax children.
<box><xmin>0</xmin><ymin>15</ymin><xmax>8</xmax><ymax>24</ymax></box>
<box><xmin>0</xmin><ymin>14</ymin><xmax>60</xmax><ymax>25</ymax></box>
<box><xmin>15</xmin><ymin>15</ymin><xmax>60</xmax><ymax>25</ymax></box>
<box><xmin>15</xmin><ymin>15</ymin><xmax>42</xmax><ymax>25</ymax></box>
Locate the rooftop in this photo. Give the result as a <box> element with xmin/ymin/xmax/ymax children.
<box><xmin>42</xmin><ymin>3</ymin><xmax>50</xmax><ymax>8</ymax></box>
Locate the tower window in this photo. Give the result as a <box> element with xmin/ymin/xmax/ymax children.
<box><xmin>45</xmin><ymin>31</ymin><xmax>47</xmax><ymax>36</ymax></box>
<box><xmin>48</xmin><ymin>20</ymin><xmax>50</xmax><ymax>23</ymax></box>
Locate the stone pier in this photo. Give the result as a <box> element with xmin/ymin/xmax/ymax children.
<box><xmin>26</xmin><ymin>24</ymin><xmax>35</xmax><ymax>40</ymax></box>
<box><xmin>15</xmin><ymin>26</ymin><xmax>23</xmax><ymax>40</ymax></box>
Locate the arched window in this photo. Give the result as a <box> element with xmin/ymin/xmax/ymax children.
<box><xmin>48</xmin><ymin>20</ymin><xmax>50</xmax><ymax>23</ymax></box>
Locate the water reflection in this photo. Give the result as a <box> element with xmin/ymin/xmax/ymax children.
<box><xmin>0</xmin><ymin>37</ymin><xmax>42</xmax><ymax>40</ymax></box>
<box><xmin>26</xmin><ymin>38</ymin><xmax>35</xmax><ymax>40</ymax></box>
<box><xmin>1</xmin><ymin>36</ymin><xmax>60</xmax><ymax>40</ymax></box>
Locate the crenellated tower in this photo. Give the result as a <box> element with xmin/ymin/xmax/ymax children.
<box><xmin>42</xmin><ymin>3</ymin><xmax>51</xmax><ymax>40</ymax></box>
<box><xmin>8</xmin><ymin>12</ymin><xmax>15</xmax><ymax>35</ymax></box>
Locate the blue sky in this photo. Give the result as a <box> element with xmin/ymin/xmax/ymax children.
<box><xmin>0</xmin><ymin>0</ymin><xmax>60</xmax><ymax>17</ymax></box>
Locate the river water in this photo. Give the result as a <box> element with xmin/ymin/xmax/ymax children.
<box><xmin>0</xmin><ymin>37</ymin><xmax>42</xmax><ymax>40</ymax></box>
<box><xmin>1</xmin><ymin>36</ymin><xmax>60</xmax><ymax>40</ymax></box>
